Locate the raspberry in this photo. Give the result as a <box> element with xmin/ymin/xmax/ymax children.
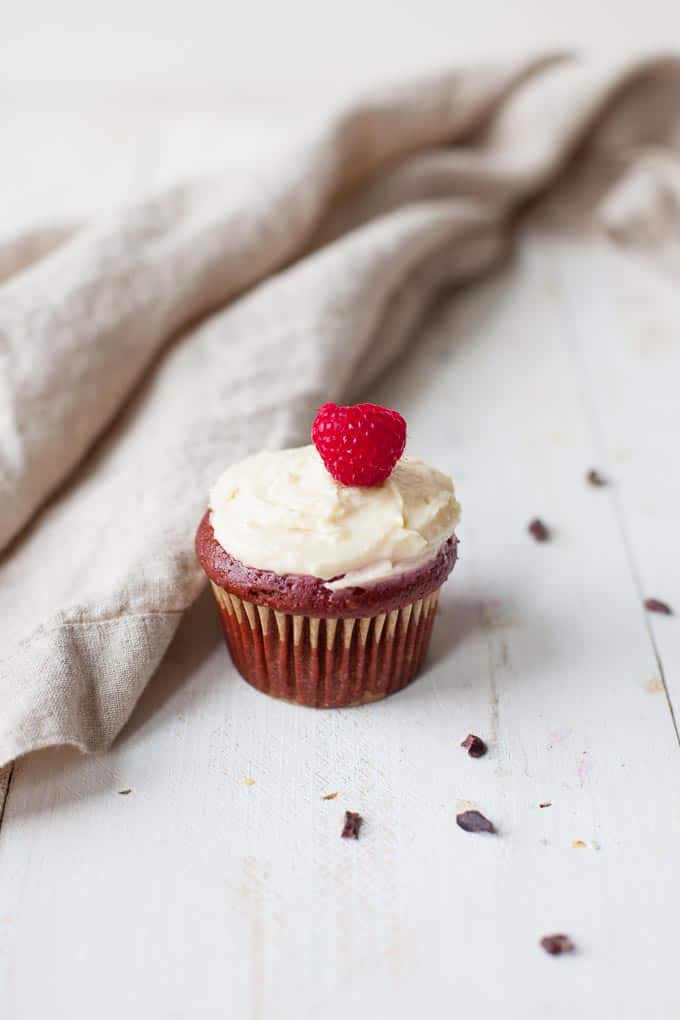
<box><xmin>311</xmin><ymin>402</ymin><xmax>407</xmax><ymax>486</ymax></box>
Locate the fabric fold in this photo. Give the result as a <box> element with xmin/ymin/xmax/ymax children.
<box><xmin>2</xmin><ymin>54</ymin><xmax>680</xmax><ymax>764</ymax></box>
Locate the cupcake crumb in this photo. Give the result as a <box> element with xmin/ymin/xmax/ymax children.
<box><xmin>644</xmin><ymin>597</ymin><xmax>673</xmax><ymax>615</ymax></box>
<box><xmin>461</xmin><ymin>733</ymin><xmax>488</xmax><ymax>758</ymax></box>
<box><xmin>540</xmin><ymin>934</ymin><xmax>574</xmax><ymax>956</ymax></box>
<box><xmin>322</xmin><ymin>792</ymin><xmax>338</xmax><ymax>800</ymax></box>
<box><xmin>528</xmin><ymin>518</ymin><xmax>551</xmax><ymax>542</ymax></box>
<box><xmin>456</xmin><ymin>809</ymin><xmax>495</xmax><ymax>834</ymax></box>
<box><xmin>243</xmin><ymin>777</ymin><xmax>256</xmax><ymax>787</ymax></box>
<box><xmin>341</xmin><ymin>811</ymin><xmax>362</xmax><ymax>839</ymax></box>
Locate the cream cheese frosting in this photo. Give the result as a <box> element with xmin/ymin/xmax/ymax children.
<box><xmin>209</xmin><ymin>445</ymin><xmax>460</xmax><ymax>588</ymax></box>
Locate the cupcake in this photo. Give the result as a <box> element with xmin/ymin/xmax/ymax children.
<box><xmin>195</xmin><ymin>402</ymin><xmax>460</xmax><ymax>707</ymax></box>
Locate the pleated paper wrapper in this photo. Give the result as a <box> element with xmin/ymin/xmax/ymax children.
<box><xmin>210</xmin><ymin>582</ymin><xmax>441</xmax><ymax>708</ymax></box>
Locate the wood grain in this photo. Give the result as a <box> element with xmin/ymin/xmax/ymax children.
<box><xmin>552</xmin><ymin>238</ymin><xmax>680</xmax><ymax>723</ymax></box>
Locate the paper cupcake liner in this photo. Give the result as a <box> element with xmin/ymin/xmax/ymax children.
<box><xmin>209</xmin><ymin>583</ymin><xmax>440</xmax><ymax>708</ymax></box>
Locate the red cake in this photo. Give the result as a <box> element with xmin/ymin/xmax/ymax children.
<box><xmin>195</xmin><ymin>403</ymin><xmax>461</xmax><ymax>707</ymax></box>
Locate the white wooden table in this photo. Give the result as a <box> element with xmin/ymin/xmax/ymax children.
<box><xmin>2</xmin><ymin>11</ymin><xmax>680</xmax><ymax>1016</ymax></box>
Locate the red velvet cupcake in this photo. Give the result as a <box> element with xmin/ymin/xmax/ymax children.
<box><xmin>195</xmin><ymin>404</ymin><xmax>460</xmax><ymax>707</ymax></box>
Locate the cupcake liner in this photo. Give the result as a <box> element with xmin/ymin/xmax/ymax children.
<box><xmin>209</xmin><ymin>582</ymin><xmax>441</xmax><ymax>708</ymax></box>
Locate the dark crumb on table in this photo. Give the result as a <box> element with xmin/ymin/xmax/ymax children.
<box><xmin>342</xmin><ymin>811</ymin><xmax>362</xmax><ymax>839</ymax></box>
<box><xmin>644</xmin><ymin>597</ymin><xmax>673</xmax><ymax>615</ymax></box>
<box><xmin>118</xmin><ymin>789</ymin><xmax>132</xmax><ymax>796</ymax></box>
<box><xmin>461</xmin><ymin>733</ymin><xmax>488</xmax><ymax>758</ymax></box>
<box><xmin>539</xmin><ymin>801</ymin><xmax>552</xmax><ymax>808</ymax></box>
<box><xmin>456</xmin><ymin>809</ymin><xmax>495</xmax><ymax>834</ymax></box>
<box><xmin>540</xmin><ymin>934</ymin><xmax>574</xmax><ymax>955</ymax></box>
<box><xmin>586</xmin><ymin>469</ymin><xmax>607</xmax><ymax>486</ymax></box>
<box><xmin>528</xmin><ymin>518</ymin><xmax>550</xmax><ymax>542</ymax></box>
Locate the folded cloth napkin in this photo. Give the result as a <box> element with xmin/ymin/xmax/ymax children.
<box><xmin>2</xmin><ymin>54</ymin><xmax>680</xmax><ymax>765</ymax></box>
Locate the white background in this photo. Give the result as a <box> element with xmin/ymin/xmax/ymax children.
<box><xmin>2</xmin><ymin>0</ymin><xmax>680</xmax><ymax>232</ymax></box>
<box><xmin>3</xmin><ymin>0</ymin><xmax>680</xmax><ymax>94</ymax></box>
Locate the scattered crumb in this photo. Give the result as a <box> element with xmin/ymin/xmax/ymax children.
<box><xmin>322</xmin><ymin>792</ymin><xmax>338</xmax><ymax>801</ymax></box>
<box><xmin>646</xmin><ymin>675</ymin><xmax>664</xmax><ymax>694</ymax></box>
<box><xmin>342</xmin><ymin>811</ymin><xmax>362</xmax><ymax>839</ymax></box>
<box><xmin>461</xmin><ymin>733</ymin><xmax>488</xmax><ymax>758</ymax></box>
<box><xmin>539</xmin><ymin>801</ymin><xmax>552</xmax><ymax>809</ymax></box>
<box><xmin>540</xmin><ymin>933</ymin><xmax>574</xmax><ymax>956</ymax></box>
<box><xmin>644</xmin><ymin>597</ymin><xmax>673</xmax><ymax>616</ymax></box>
<box><xmin>243</xmin><ymin>777</ymin><xmax>256</xmax><ymax>787</ymax></box>
<box><xmin>456</xmin><ymin>810</ymin><xmax>496</xmax><ymax>834</ymax></box>
<box><xmin>528</xmin><ymin>518</ymin><xmax>550</xmax><ymax>542</ymax></box>
<box><xmin>586</xmin><ymin>468</ymin><xmax>607</xmax><ymax>487</ymax></box>
<box><xmin>118</xmin><ymin>789</ymin><xmax>132</xmax><ymax>796</ymax></box>
<box><xmin>571</xmin><ymin>840</ymin><xmax>587</xmax><ymax>848</ymax></box>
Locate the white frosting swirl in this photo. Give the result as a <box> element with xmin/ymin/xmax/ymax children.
<box><xmin>209</xmin><ymin>445</ymin><xmax>460</xmax><ymax>588</ymax></box>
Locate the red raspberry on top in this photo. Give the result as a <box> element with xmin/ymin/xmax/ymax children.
<box><xmin>311</xmin><ymin>402</ymin><xmax>407</xmax><ymax>487</ymax></box>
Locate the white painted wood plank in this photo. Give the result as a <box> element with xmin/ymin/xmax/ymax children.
<box><xmin>551</xmin><ymin>237</ymin><xmax>680</xmax><ymax>720</ymax></box>
<box><xmin>543</xmin><ymin>238</ymin><xmax>680</xmax><ymax>772</ymax></box>
<box><xmin>0</xmin><ymin>234</ymin><xmax>678</xmax><ymax>1019</ymax></box>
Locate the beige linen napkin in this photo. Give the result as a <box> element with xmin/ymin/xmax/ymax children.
<box><xmin>2</xmin><ymin>55</ymin><xmax>680</xmax><ymax>765</ymax></box>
